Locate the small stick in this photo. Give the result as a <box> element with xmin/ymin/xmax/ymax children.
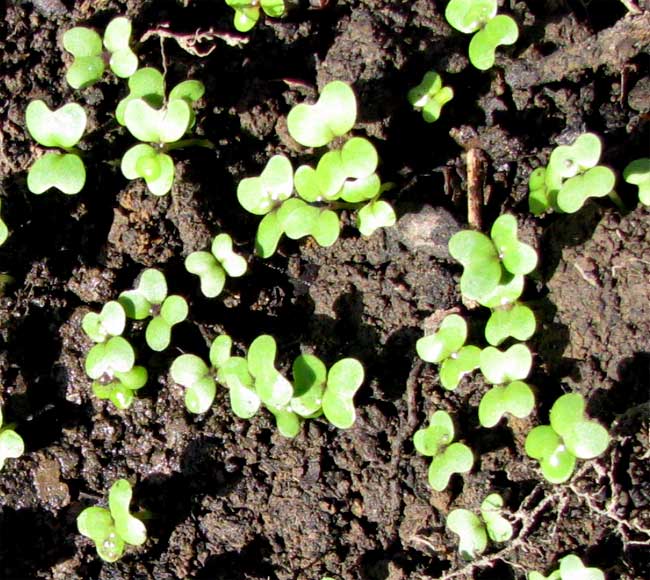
<box><xmin>467</xmin><ymin>148</ymin><xmax>486</xmax><ymax>230</ymax></box>
<box><xmin>140</xmin><ymin>25</ymin><xmax>249</xmax><ymax>57</ymax></box>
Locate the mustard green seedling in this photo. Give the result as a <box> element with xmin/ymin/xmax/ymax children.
<box><xmin>119</xmin><ymin>268</ymin><xmax>188</xmax><ymax>352</ymax></box>
<box><xmin>0</xmin><ymin>406</ymin><xmax>24</xmax><ymax>471</ymax></box>
<box><xmin>415</xmin><ymin>314</ymin><xmax>480</xmax><ymax>390</ymax></box>
<box><xmin>525</xmin><ymin>393</ymin><xmax>610</xmax><ymax>484</ymax></box>
<box><xmin>85</xmin><ymin>336</ymin><xmax>148</xmax><ymax>409</ymax></box>
<box><xmin>414</xmin><ymin>410</ymin><xmax>473</xmax><ymax>491</ymax></box>
<box><xmin>529</xmin><ymin>133</ymin><xmax>617</xmax><ymax>214</ymax></box>
<box><xmin>82</xmin><ymin>300</ymin><xmax>126</xmax><ymax>343</ymax></box>
<box><xmin>446</xmin><ymin>493</ymin><xmax>512</xmax><ymax>560</ymax></box>
<box><xmin>407</xmin><ymin>71</ymin><xmax>454</xmax><ymax>123</ymax></box>
<box><xmin>63</xmin><ymin>16</ymin><xmax>138</xmax><ymax>89</ymax></box>
<box><xmin>77</xmin><ymin>479</ymin><xmax>147</xmax><ymax>562</ymax></box>
<box><xmin>623</xmin><ymin>157</ymin><xmax>650</xmax><ymax>206</ymax></box>
<box><xmin>25</xmin><ymin>100</ymin><xmax>87</xmax><ymax>194</ymax></box>
<box><xmin>225</xmin><ymin>0</ymin><xmax>286</xmax><ymax>33</ymax></box>
<box><xmin>478</xmin><ymin>380</ymin><xmax>535</xmax><ymax>428</ymax></box>
<box><xmin>479</xmin><ymin>343</ymin><xmax>532</xmax><ymax>385</ymax></box>
<box><xmin>449</xmin><ymin>214</ymin><xmax>537</xmax><ymax>302</ymax></box>
<box><xmin>528</xmin><ymin>554</ymin><xmax>605</xmax><ymax>580</ymax></box>
<box><xmin>445</xmin><ymin>0</ymin><xmax>519</xmax><ymax>70</ymax></box>
<box><xmin>287</xmin><ymin>81</ymin><xmax>357</xmax><ymax>148</ymax></box>
<box><xmin>485</xmin><ymin>301</ymin><xmax>536</xmax><ymax>346</ymax></box>
<box><xmin>185</xmin><ymin>233</ymin><xmax>247</xmax><ymax>298</ymax></box>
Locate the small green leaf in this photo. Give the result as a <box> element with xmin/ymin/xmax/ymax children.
<box><xmin>478</xmin><ymin>381</ymin><xmax>535</xmax><ymax>427</ymax></box>
<box><xmin>62</xmin><ymin>27</ymin><xmax>104</xmax><ymax>88</ymax></box>
<box><xmin>468</xmin><ymin>14</ymin><xmax>519</xmax><ymax>70</ymax></box>
<box><xmin>312</xmin><ymin>210</ymin><xmax>341</xmax><ymax>247</ymax></box>
<box><xmin>237</xmin><ymin>154</ymin><xmax>294</xmax><ymax>215</ymax></box>
<box><xmin>116</xmin><ymin>68</ymin><xmax>165</xmax><ymax>125</ymax></box>
<box><xmin>428</xmin><ymin>442</ymin><xmax>473</xmax><ymax>491</ymax></box>
<box><xmin>439</xmin><ymin>345</ymin><xmax>481</xmax><ymax>390</ymax></box>
<box><xmin>448</xmin><ymin>230</ymin><xmax>502</xmax><ymax>301</ymax></box>
<box><xmin>556</xmin><ymin>166</ymin><xmax>616</xmax><ymax>213</ymax></box>
<box><xmin>291</xmin><ymin>354</ymin><xmax>327</xmax><ymax>417</ymax></box>
<box><xmin>77</xmin><ymin>506</ymin><xmax>114</xmax><ymax>543</ymax></box>
<box><xmin>322</xmin><ymin>358</ymin><xmax>364</xmax><ymax>428</ymax></box>
<box><xmin>138</xmin><ymin>268</ymin><xmax>168</xmax><ymax>305</ymax></box>
<box><xmin>0</xmin><ymin>428</ymin><xmax>25</xmax><ymax>468</ymax></box>
<box><xmin>525</xmin><ymin>425</ymin><xmax>576</xmax><ymax>484</ymax></box>
<box><xmin>104</xmin><ymin>17</ymin><xmax>138</xmax><ymax>78</ymax></box>
<box><xmin>185</xmin><ymin>376</ymin><xmax>217</xmax><ymax>414</ymax></box>
<box><xmin>121</xmin><ymin>145</ymin><xmax>175</xmax><ymax>195</ymax></box>
<box><xmin>82</xmin><ymin>301</ymin><xmax>126</xmax><ymax>343</ymax></box>
<box><xmin>447</xmin><ymin>509</ymin><xmax>488</xmax><ymax>560</ymax></box>
<box><xmin>558</xmin><ymin>555</ymin><xmax>605</xmax><ymax>580</ymax></box>
<box><xmin>256</xmin><ymin>211</ymin><xmax>284</xmax><ymax>258</ymax></box>
<box><xmin>85</xmin><ymin>336</ymin><xmax>135</xmax><ymax>379</ymax></box>
<box><xmin>145</xmin><ymin>317</ymin><xmax>172</xmax><ymax>352</ymax></box>
<box><xmin>416</xmin><ymin>314</ymin><xmax>467</xmax><ymax>364</ymax></box>
<box><xmin>287</xmin><ymin>81</ymin><xmax>357</xmax><ymax>147</ymax></box>
<box><xmin>211</xmin><ymin>233</ymin><xmax>247</xmax><ymax>277</ymax></box>
<box><xmin>623</xmin><ymin>158</ymin><xmax>650</xmax><ymax>205</ymax></box>
<box><xmin>108</xmin><ymin>479</ymin><xmax>147</xmax><ymax>546</ymax></box>
<box><xmin>445</xmin><ymin>0</ymin><xmax>497</xmax><ymax>33</ymax></box>
<box><xmin>413</xmin><ymin>410</ymin><xmax>455</xmax><ymax>456</ymax></box>
<box><xmin>267</xmin><ymin>405</ymin><xmax>301</xmax><ymax>438</ymax></box>
<box><xmin>485</xmin><ymin>303</ymin><xmax>536</xmax><ymax>346</ymax></box>
<box><xmin>26</xmin><ymin>100</ymin><xmax>87</xmax><ymax>149</ymax></box>
<box><xmin>528</xmin><ymin>167</ymin><xmax>552</xmax><ymax>215</ymax></box>
<box><xmin>160</xmin><ymin>295</ymin><xmax>188</xmax><ymax>326</ymax></box>
<box><xmin>28</xmin><ymin>152</ymin><xmax>86</xmax><ymax>195</ymax></box>
<box><xmin>476</xmin><ymin>273</ymin><xmax>524</xmax><ymax>309</ymax></box>
<box><xmin>261</xmin><ymin>0</ymin><xmax>286</xmax><ymax>18</ymax></box>
<box><xmin>210</xmin><ymin>335</ymin><xmax>232</xmax><ymax>368</ymax></box>
<box><xmin>490</xmin><ymin>214</ymin><xmax>537</xmax><ymax>276</ymax></box>
<box><xmin>480</xmin><ymin>493</ymin><xmax>513</xmax><ymax>542</ymax></box>
<box><xmin>221</xmin><ymin>357</ymin><xmax>261</xmax><ymax>418</ymax></box>
<box><xmin>408</xmin><ymin>71</ymin><xmax>454</xmax><ymax>123</ymax></box>
<box><xmin>185</xmin><ymin>252</ymin><xmax>226</xmax><ymax>298</ymax></box>
<box><xmin>479</xmin><ymin>344</ymin><xmax>532</xmax><ymax>385</ymax></box>
<box><xmin>357</xmin><ymin>200</ymin><xmax>396</xmax><ymax>236</ymax></box>
<box><xmin>124</xmin><ymin>98</ymin><xmax>191</xmax><ymax>144</ymax></box>
<box><xmin>170</xmin><ymin>354</ymin><xmax>209</xmax><ymax>387</ymax></box>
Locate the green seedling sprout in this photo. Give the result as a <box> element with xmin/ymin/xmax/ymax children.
<box><xmin>449</xmin><ymin>214</ymin><xmax>537</xmax><ymax>302</ymax></box>
<box><xmin>25</xmin><ymin>100</ymin><xmax>87</xmax><ymax>195</ymax></box>
<box><xmin>77</xmin><ymin>479</ymin><xmax>147</xmax><ymax>562</ymax></box>
<box><xmin>85</xmin><ymin>336</ymin><xmax>148</xmax><ymax>409</ymax></box>
<box><xmin>528</xmin><ymin>554</ymin><xmax>605</xmax><ymax>580</ymax></box>
<box><xmin>529</xmin><ymin>133</ymin><xmax>617</xmax><ymax>214</ymax></box>
<box><xmin>357</xmin><ymin>198</ymin><xmax>397</xmax><ymax>236</ymax></box>
<box><xmin>445</xmin><ymin>0</ymin><xmax>519</xmax><ymax>70</ymax></box>
<box><xmin>118</xmin><ymin>268</ymin><xmax>188</xmax><ymax>352</ymax></box>
<box><xmin>413</xmin><ymin>410</ymin><xmax>473</xmax><ymax>491</ymax></box>
<box><xmin>0</xmin><ymin>200</ymin><xmax>8</xmax><ymax>246</ymax></box>
<box><xmin>416</xmin><ymin>314</ymin><xmax>480</xmax><ymax>390</ymax></box>
<box><xmin>287</xmin><ymin>81</ymin><xmax>357</xmax><ymax>147</ymax></box>
<box><xmin>525</xmin><ymin>393</ymin><xmax>610</xmax><ymax>484</ymax></box>
<box><xmin>485</xmin><ymin>301</ymin><xmax>536</xmax><ymax>346</ymax></box>
<box><xmin>121</xmin><ymin>76</ymin><xmax>207</xmax><ymax>195</ymax></box>
<box><xmin>185</xmin><ymin>233</ymin><xmax>247</xmax><ymax>298</ymax></box>
<box><xmin>407</xmin><ymin>71</ymin><xmax>454</xmax><ymax>123</ymax></box>
<box><xmin>0</xmin><ymin>406</ymin><xmax>24</xmax><ymax>471</ymax></box>
<box><xmin>479</xmin><ymin>343</ymin><xmax>532</xmax><ymax>385</ymax></box>
<box><xmin>623</xmin><ymin>157</ymin><xmax>650</xmax><ymax>206</ymax></box>
<box><xmin>63</xmin><ymin>16</ymin><xmax>138</xmax><ymax>89</ymax></box>
<box><xmin>225</xmin><ymin>0</ymin><xmax>286</xmax><ymax>33</ymax></box>
<box><xmin>82</xmin><ymin>301</ymin><xmax>126</xmax><ymax>343</ymax></box>
<box><xmin>447</xmin><ymin>492</ymin><xmax>513</xmax><ymax>560</ymax></box>
<box><xmin>478</xmin><ymin>380</ymin><xmax>535</xmax><ymax>428</ymax></box>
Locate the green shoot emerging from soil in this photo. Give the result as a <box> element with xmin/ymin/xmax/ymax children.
<box><xmin>415</xmin><ymin>313</ymin><xmax>480</xmax><ymax>390</ymax></box>
<box><xmin>413</xmin><ymin>410</ymin><xmax>473</xmax><ymax>491</ymax></box>
<box><xmin>479</xmin><ymin>343</ymin><xmax>532</xmax><ymax>385</ymax></box>
<box><xmin>25</xmin><ymin>100</ymin><xmax>87</xmax><ymax>194</ymax></box>
<box><xmin>528</xmin><ymin>554</ymin><xmax>605</xmax><ymax>580</ymax></box>
<box><xmin>77</xmin><ymin>479</ymin><xmax>147</xmax><ymax>563</ymax></box>
<box><xmin>225</xmin><ymin>0</ymin><xmax>286</xmax><ymax>33</ymax></box>
<box><xmin>407</xmin><ymin>71</ymin><xmax>454</xmax><ymax>122</ymax></box>
<box><xmin>449</xmin><ymin>214</ymin><xmax>537</xmax><ymax>302</ymax></box>
<box><xmin>447</xmin><ymin>493</ymin><xmax>513</xmax><ymax>560</ymax></box>
<box><xmin>82</xmin><ymin>301</ymin><xmax>126</xmax><ymax>343</ymax></box>
<box><xmin>63</xmin><ymin>16</ymin><xmax>138</xmax><ymax>89</ymax></box>
<box><xmin>185</xmin><ymin>233</ymin><xmax>247</xmax><ymax>298</ymax></box>
<box><xmin>478</xmin><ymin>380</ymin><xmax>535</xmax><ymax>428</ymax></box>
<box><xmin>623</xmin><ymin>157</ymin><xmax>650</xmax><ymax>206</ymax></box>
<box><xmin>85</xmin><ymin>336</ymin><xmax>148</xmax><ymax>409</ymax></box>
<box><xmin>119</xmin><ymin>268</ymin><xmax>188</xmax><ymax>351</ymax></box>
<box><xmin>528</xmin><ymin>133</ymin><xmax>617</xmax><ymax>214</ymax></box>
<box><xmin>121</xmin><ymin>73</ymin><xmax>207</xmax><ymax>195</ymax></box>
<box><xmin>0</xmin><ymin>200</ymin><xmax>8</xmax><ymax>246</ymax></box>
<box><xmin>485</xmin><ymin>301</ymin><xmax>536</xmax><ymax>346</ymax></box>
<box><xmin>445</xmin><ymin>0</ymin><xmax>519</xmax><ymax>70</ymax></box>
<box><xmin>0</xmin><ymin>406</ymin><xmax>24</xmax><ymax>471</ymax></box>
<box><xmin>525</xmin><ymin>393</ymin><xmax>610</xmax><ymax>484</ymax></box>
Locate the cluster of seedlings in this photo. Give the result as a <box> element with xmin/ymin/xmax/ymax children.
<box><xmin>1</xmin><ymin>3</ymin><xmax>647</xmax><ymax>576</ymax></box>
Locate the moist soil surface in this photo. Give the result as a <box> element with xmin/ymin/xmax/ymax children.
<box><xmin>0</xmin><ymin>1</ymin><xmax>649</xmax><ymax>579</ymax></box>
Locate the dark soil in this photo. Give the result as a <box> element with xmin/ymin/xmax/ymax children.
<box><xmin>1</xmin><ymin>1</ymin><xmax>649</xmax><ymax>579</ymax></box>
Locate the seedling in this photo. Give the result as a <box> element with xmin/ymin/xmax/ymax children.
<box><xmin>449</xmin><ymin>214</ymin><xmax>537</xmax><ymax>302</ymax></box>
<box><xmin>415</xmin><ymin>314</ymin><xmax>480</xmax><ymax>390</ymax></box>
<box><xmin>478</xmin><ymin>380</ymin><xmax>535</xmax><ymax>428</ymax></box>
<box><xmin>445</xmin><ymin>0</ymin><xmax>519</xmax><ymax>70</ymax></box>
<box><xmin>77</xmin><ymin>479</ymin><xmax>147</xmax><ymax>562</ymax></box>
<box><xmin>528</xmin><ymin>554</ymin><xmax>605</xmax><ymax>580</ymax></box>
<box><xmin>0</xmin><ymin>200</ymin><xmax>8</xmax><ymax>246</ymax></box>
<box><xmin>85</xmin><ymin>336</ymin><xmax>148</xmax><ymax>409</ymax></box>
<box><xmin>185</xmin><ymin>233</ymin><xmax>247</xmax><ymax>298</ymax></box>
<box><xmin>225</xmin><ymin>0</ymin><xmax>286</xmax><ymax>33</ymax></box>
<box><xmin>320</xmin><ymin>357</ymin><xmax>365</xmax><ymax>429</ymax></box>
<box><xmin>63</xmin><ymin>16</ymin><xmax>138</xmax><ymax>89</ymax></box>
<box><xmin>479</xmin><ymin>343</ymin><xmax>532</xmax><ymax>385</ymax></box>
<box><xmin>623</xmin><ymin>157</ymin><xmax>650</xmax><ymax>206</ymax></box>
<box><xmin>407</xmin><ymin>71</ymin><xmax>454</xmax><ymax>123</ymax></box>
<box><xmin>118</xmin><ymin>268</ymin><xmax>188</xmax><ymax>352</ymax></box>
<box><xmin>287</xmin><ymin>81</ymin><xmax>357</xmax><ymax>147</ymax></box>
<box><xmin>525</xmin><ymin>393</ymin><xmax>610</xmax><ymax>483</ymax></box>
<box><xmin>413</xmin><ymin>410</ymin><xmax>473</xmax><ymax>491</ymax></box>
<box><xmin>447</xmin><ymin>493</ymin><xmax>512</xmax><ymax>560</ymax></box>
<box><xmin>121</xmin><ymin>75</ymin><xmax>207</xmax><ymax>195</ymax></box>
<box><xmin>25</xmin><ymin>100</ymin><xmax>87</xmax><ymax>194</ymax></box>
<box><xmin>82</xmin><ymin>301</ymin><xmax>126</xmax><ymax>343</ymax></box>
<box><xmin>529</xmin><ymin>133</ymin><xmax>617</xmax><ymax>214</ymax></box>
<box><xmin>485</xmin><ymin>301</ymin><xmax>536</xmax><ymax>346</ymax></box>
<box><xmin>0</xmin><ymin>406</ymin><xmax>24</xmax><ymax>471</ymax></box>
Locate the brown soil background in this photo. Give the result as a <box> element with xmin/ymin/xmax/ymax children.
<box><xmin>0</xmin><ymin>1</ymin><xmax>649</xmax><ymax>579</ymax></box>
